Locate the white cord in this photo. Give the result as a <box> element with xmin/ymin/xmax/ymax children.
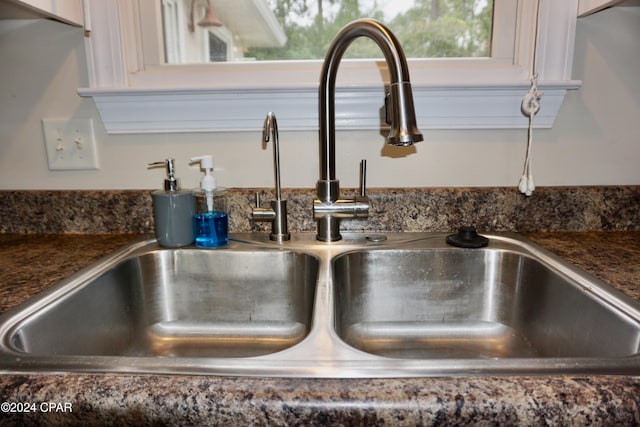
<box><xmin>519</xmin><ymin>0</ymin><xmax>543</xmax><ymax>196</ymax></box>
<box><xmin>519</xmin><ymin>74</ymin><xmax>542</xmax><ymax>196</ymax></box>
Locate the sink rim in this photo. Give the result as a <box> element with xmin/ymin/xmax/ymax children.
<box><xmin>0</xmin><ymin>232</ymin><xmax>639</xmax><ymax>378</ymax></box>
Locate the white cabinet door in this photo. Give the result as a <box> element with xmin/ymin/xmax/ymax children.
<box><xmin>1</xmin><ymin>0</ymin><xmax>83</xmax><ymax>26</ymax></box>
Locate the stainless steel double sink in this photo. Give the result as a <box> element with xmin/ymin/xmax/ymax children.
<box><xmin>1</xmin><ymin>232</ymin><xmax>639</xmax><ymax>377</ymax></box>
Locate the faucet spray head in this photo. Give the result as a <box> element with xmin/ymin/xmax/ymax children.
<box><xmin>385</xmin><ymin>82</ymin><xmax>423</xmax><ymax>146</ymax></box>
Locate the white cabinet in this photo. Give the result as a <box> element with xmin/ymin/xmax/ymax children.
<box><xmin>579</xmin><ymin>0</ymin><xmax>640</xmax><ymax>17</ymax></box>
<box><xmin>0</xmin><ymin>0</ymin><xmax>83</xmax><ymax>26</ymax></box>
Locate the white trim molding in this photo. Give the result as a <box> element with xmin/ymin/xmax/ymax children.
<box><xmin>79</xmin><ymin>81</ymin><xmax>581</xmax><ymax>134</ymax></box>
<box><xmin>79</xmin><ymin>0</ymin><xmax>582</xmax><ymax>134</ymax></box>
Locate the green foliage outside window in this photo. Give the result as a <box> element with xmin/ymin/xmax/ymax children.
<box><xmin>246</xmin><ymin>0</ymin><xmax>493</xmax><ymax>60</ymax></box>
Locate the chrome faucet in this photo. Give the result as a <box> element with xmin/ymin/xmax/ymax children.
<box><xmin>252</xmin><ymin>112</ymin><xmax>290</xmax><ymax>242</ymax></box>
<box><xmin>313</xmin><ymin>18</ymin><xmax>424</xmax><ymax>242</ymax></box>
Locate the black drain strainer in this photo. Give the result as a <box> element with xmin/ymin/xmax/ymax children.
<box><xmin>446</xmin><ymin>226</ymin><xmax>489</xmax><ymax>248</ymax></box>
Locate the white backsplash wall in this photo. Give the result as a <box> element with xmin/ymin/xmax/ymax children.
<box><xmin>0</xmin><ymin>8</ymin><xmax>639</xmax><ymax>190</ymax></box>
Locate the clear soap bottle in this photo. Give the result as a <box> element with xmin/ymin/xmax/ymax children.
<box><xmin>148</xmin><ymin>159</ymin><xmax>195</xmax><ymax>247</ymax></box>
<box><xmin>190</xmin><ymin>155</ymin><xmax>228</xmax><ymax>248</ymax></box>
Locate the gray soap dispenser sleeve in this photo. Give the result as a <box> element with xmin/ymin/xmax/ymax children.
<box><xmin>148</xmin><ymin>159</ymin><xmax>195</xmax><ymax>247</ymax></box>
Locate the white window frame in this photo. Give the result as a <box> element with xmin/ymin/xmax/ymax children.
<box><xmin>160</xmin><ymin>0</ymin><xmax>182</xmax><ymax>63</ymax></box>
<box><xmin>79</xmin><ymin>0</ymin><xmax>581</xmax><ymax>134</ymax></box>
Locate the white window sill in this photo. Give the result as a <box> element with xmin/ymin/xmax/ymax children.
<box><xmin>78</xmin><ymin>80</ymin><xmax>581</xmax><ymax>134</ymax></box>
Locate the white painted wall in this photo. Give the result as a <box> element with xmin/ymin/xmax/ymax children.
<box><xmin>0</xmin><ymin>7</ymin><xmax>639</xmax><ymax>190</ymax></box>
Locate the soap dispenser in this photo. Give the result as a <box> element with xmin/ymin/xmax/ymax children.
<box><xmin>190</xmin><ymin>155</ymin><xmax>228</xmax><ymax>248</ymax></box>
<box><xmin>148</xmin><ymin>159</ymin><xmax>195</xmax><ymax>247</ymax></box>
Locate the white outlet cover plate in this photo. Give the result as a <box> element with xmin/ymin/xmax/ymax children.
<box><xmin>42</xmin><ymin>118</ymin><xmax>99</xmax><ymax>171</ymax></box>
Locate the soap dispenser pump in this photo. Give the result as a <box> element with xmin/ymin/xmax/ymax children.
<box><xmin>148</xmin><ymin>159</ymin><xmax>195</xmax><ymax>247</ymax></box>
<box><xmin>190</xmin><ymin>155</ymin><xmax>228</xmax><ymax>248</ymax></box>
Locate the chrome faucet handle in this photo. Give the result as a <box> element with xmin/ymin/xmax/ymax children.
<box><xmin>252</xmin><ymin>191</ymin><xmax>290</xmax><ymax>242</ymax></box>
<box><xmin>359</xmin><ymin>159</ymin><xmax>367</xmax><ymax>197</ymax></box>
<box><xmin>313</xmin><ymin>160</ymin><xmax>369</xmax><ymax>242</ymax></box>
<box><xmin>254</xmin><ymin>192</ymin><xmax>264</xmax><ymax>210</ymax></box>
<box><xmin>252</xmin><ymin>192</ymin><xmax>276</xmax><ymax>220</ymax></box>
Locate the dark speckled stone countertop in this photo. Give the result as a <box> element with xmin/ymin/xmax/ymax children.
<box><xmin>0</xmin><ymin>187</ymin><xmax>639</xmax><ymax>425</ymax></box>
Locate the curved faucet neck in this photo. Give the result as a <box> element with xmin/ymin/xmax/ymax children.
<box><xmin>319</xmin><ymin>19</ymin><xmax>416</xmax><ymax>182</ymax></box>
<box><xmin>314</xmin><ymin>19</ymin><xmax>422</xmax><ymax>242</ymax></box>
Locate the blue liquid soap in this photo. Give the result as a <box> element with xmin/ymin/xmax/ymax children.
<box><xmin>193</xmin><ymin>211</ymin><xmax>228</xmax><ymax>248</ymax></box>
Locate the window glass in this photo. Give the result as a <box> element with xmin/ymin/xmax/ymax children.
<box><xmin>163</xmin><ymin>0</ymin><xmax>494</xmax><ymax>64</ymax></box>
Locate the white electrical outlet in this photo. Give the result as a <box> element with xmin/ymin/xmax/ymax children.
<box><xmin>42</xmin><ymin>118</ymin><xmax>99</xmax><ymax>170</ymax></box>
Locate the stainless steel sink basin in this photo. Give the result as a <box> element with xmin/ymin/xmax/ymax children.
<box><xmin>0</xmin><ymin>232</ymin><xmax>639</xmax><ymax>377</ymax></box>
<box><xmin>334</xmin><ymin>249</ymin><xmax>640</xmax><ymax>360</ymax></box>
<box><xmin>3</xmin><ymin>241</ymin><xmax>318</xmax><ymax>359</ymax></box>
